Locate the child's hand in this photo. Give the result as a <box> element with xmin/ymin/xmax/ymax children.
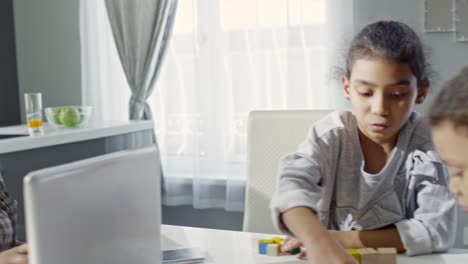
<box><xmin>279</xmin><ymin>208</ymin><xmax>357</xmax><ymax>263</ymax></box>
<box><xmin>304</xmin><ymin>235</ymin><xmax>357</xmax><ymax>264</ymax></box>
<box><xmin>0</xmin><ymin>244</ymin><xmax>29</xmax><ymax>264</ymax></box>
<box><xmin>282</xmin><ymin>231</ymin><xmax>353</xmax><ymax>259</ymax></box>
<box><xmin>281</xmin><ymin>237</ymin><xmax>305</xmax><ymax>258</ymax></box>
<box><xmin>282</xmin><ymin>235</ymin><xmax>357</xmax><ymax>264</ymax></box>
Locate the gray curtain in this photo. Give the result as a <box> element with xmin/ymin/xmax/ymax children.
<box><xmin>105</xmin><ymin>0</ymin><xmax>177</xmax><ymax>120</ymax></box>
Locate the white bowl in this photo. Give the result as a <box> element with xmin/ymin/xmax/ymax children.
<box><xmin>45</xmin><ymin>106</ymin><xmax>92</xmax><ymax>128</ymax></box>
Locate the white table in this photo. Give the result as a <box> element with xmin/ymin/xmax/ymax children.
<box><xmin>161</xmin><ymin>225</ymin><xmax>468</xmax><ymax>264</ymax></box>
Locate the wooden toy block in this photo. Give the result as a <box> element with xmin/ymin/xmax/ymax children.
<box><xmin>377</xmin><ymin>248</ymin><xmax>397</xmax><ymax>264</ymax></box>
<box><xmin>258</xmin><ymin>242</ymin><xmax>269</xmax><ymax>254</ymax></box>
<box><xmin>347</xmin><ymin>248</ymin><xmax>361</xmax><ymax>264</ymax></box>
<box><xmin>261</xmin><ymin>237</ymin><xmax>283</xmax><ymax>244</ymax></box>
<box><xmin>256</xmin><ymin>237</ymin><xmax>301</xmax><ymax>256</ymax></box>
<box><xmin>357</xmin><ymin>248</ymin><xmax>378</xmax><ymax>264</ymax></box>
<box><xmin>266</xmin><ymin>243</ymin><xmax>279</xmax><ymax>256</ymax></box>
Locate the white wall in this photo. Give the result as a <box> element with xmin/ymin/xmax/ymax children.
<box><xmin>13</xmin><ymin>0</ymin><xmax>81</xmax><ymax>122</ymax></box>
<box><xmin>353</xmin><ymin>0</ymin><xmax>468</xmax><ymax>249</ymax></box>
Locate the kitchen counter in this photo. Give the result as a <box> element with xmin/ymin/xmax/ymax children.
<box><xmin>0</xmin><ymin>120</ymin><xmax>154</xmax><ymax>154</ymax></box>
<box><xmin>0</xmin><ymin>120</ymin><xmax>156</xmax><ymax>240</ymax></box>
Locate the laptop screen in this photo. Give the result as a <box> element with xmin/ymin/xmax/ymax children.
<box><xmin>24</xmin><ymin>146</ymin><xmax>162</xmax><ymax>264</ymax></box>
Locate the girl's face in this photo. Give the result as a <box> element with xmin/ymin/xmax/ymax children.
<box><xmin>342</xmin><ymin>58</ymin><xmax>428</xmax><ymax>146</ymax></box>
<box><xmin>432</xmin><ymin>122</ymin><xmax>468</xmax><ymax>212</ymax></box>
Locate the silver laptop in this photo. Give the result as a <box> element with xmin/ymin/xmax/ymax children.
<box><xmin>24</xmin><ymin>146</ymin><xmax>162</xmax><ymax>264</ymax></box>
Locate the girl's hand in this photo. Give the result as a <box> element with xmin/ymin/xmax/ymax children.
<box><xmin>0</xmin><ymin>244</ymin><xmax>29</xmax><ymax>264</ymax></box>
<box><xmin>304</xmin><ymin>235</ymin><xmax>357</xmax><ymax>264</ymax></box>
<box><xmin>281</xmin><ymin>237</ymin><xmax>306</xmax><ymax>258</ymax></box>
<box><xmin>282</xmin><ymin>236</ymin><xmax>357</xmax><ymax>264</ymax></box>
<box><xmin>279</xmin><ymin>208</ymin><xmax>357</xmax><ymax>264</ymax></box>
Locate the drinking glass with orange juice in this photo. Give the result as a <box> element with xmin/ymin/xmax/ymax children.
<box><xmin>24</xmin><ymin>93</ymin><xmax>44</xmax><ymax>136</ymax></box>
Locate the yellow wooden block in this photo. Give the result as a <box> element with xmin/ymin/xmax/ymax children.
<box><xmin>347</xmin><ymin>248</ymin><xmax>361</xmax><ymax>264</ymax></box>
<box><xmin>260</xmin><ymin>237</ymin><xmax>283</xmax><ymax>244</ymax></box>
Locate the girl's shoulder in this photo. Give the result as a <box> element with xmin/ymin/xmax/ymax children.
<box><xmin>404</xmin><ymin>112</ymin><xmax>433</xmax><ymax>149</ymax></box>
<box><xmin>297</xmin><ymin>111</ymin><xmax>356</xmax><ymax>155</ymax></box>
<box><xmin>403</xmin><ymin>113</ymin><xmax>445</xmax><ymax>169</ymax></box>
<box><xmin>309</xmin><ymin>110</ymin><xmax>356</xmax><ymax>140</ymax></box>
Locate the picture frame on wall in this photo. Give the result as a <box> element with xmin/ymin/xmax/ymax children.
<box><xmin>424</xmin><ymin>0</ymin><xmax>455</xmax><ymax>32</ymax></box>
<box><xmin>456</xmin><ymin>0</ymin><xmax>468</xmax><ymax>42</ymax></box>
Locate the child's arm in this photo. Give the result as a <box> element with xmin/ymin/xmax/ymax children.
<box><xmin>282</xmin><ymin>207</ymin><xmax>357</xmax><ymax>264</ymax></box>
<box><xmin>393</xmin><ymin>150</ymin><xmax>457</xmax><ymax>256</ymax></box>
<box><xmin>282</xmin><ymin>226</ymin><xmax>405</xmax><ymax>254</ymax></box>
<box><xmin>329</xmin><ymin>225</ymin><xmax>405</xmax><ymax>253</ymax></box>
<box><xmin>0</xmin><ymin>178</ymin><xmax>17</xmax><ymax>251</ymax></box>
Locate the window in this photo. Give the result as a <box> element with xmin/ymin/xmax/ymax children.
<box><xmin>81</xmin><ymin>0</ymin><xmax>352</xmax><ymax>211</ymax></box>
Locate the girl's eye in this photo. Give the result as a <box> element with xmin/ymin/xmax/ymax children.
<box><xmin>392</xmin><ymin>92</ymin><xmax>407</xmax><ymax>99</ymax></box>
<box><xmin>358</xmin><ymin>91</ymin><xmax>372</xmax><ymax>97</ymax></box>
<box><xmin>454</xmin><ymin>172</ymin><xmax>464</xmax><ymax>179</ymax></box>
<box><xmin>450</xmin><ymin>167</ymin><xmax>464</xmax><ymax>178</ymax></box>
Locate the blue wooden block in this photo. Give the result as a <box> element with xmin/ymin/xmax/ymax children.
<box><xmin>258</xmin><ymin>242</ymin><xmax>269</xmax><ymax>254</ymax></box>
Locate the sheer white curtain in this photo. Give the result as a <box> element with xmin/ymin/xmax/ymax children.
<box><xmin>80</xmin><ymin>0</ymin><xmax>354</xmax><ymax>212</ymax></box>
<box><xmin>80</xmin><ymin>0</ymin><xmax>130</xmax><ymax>123</ymax></box>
